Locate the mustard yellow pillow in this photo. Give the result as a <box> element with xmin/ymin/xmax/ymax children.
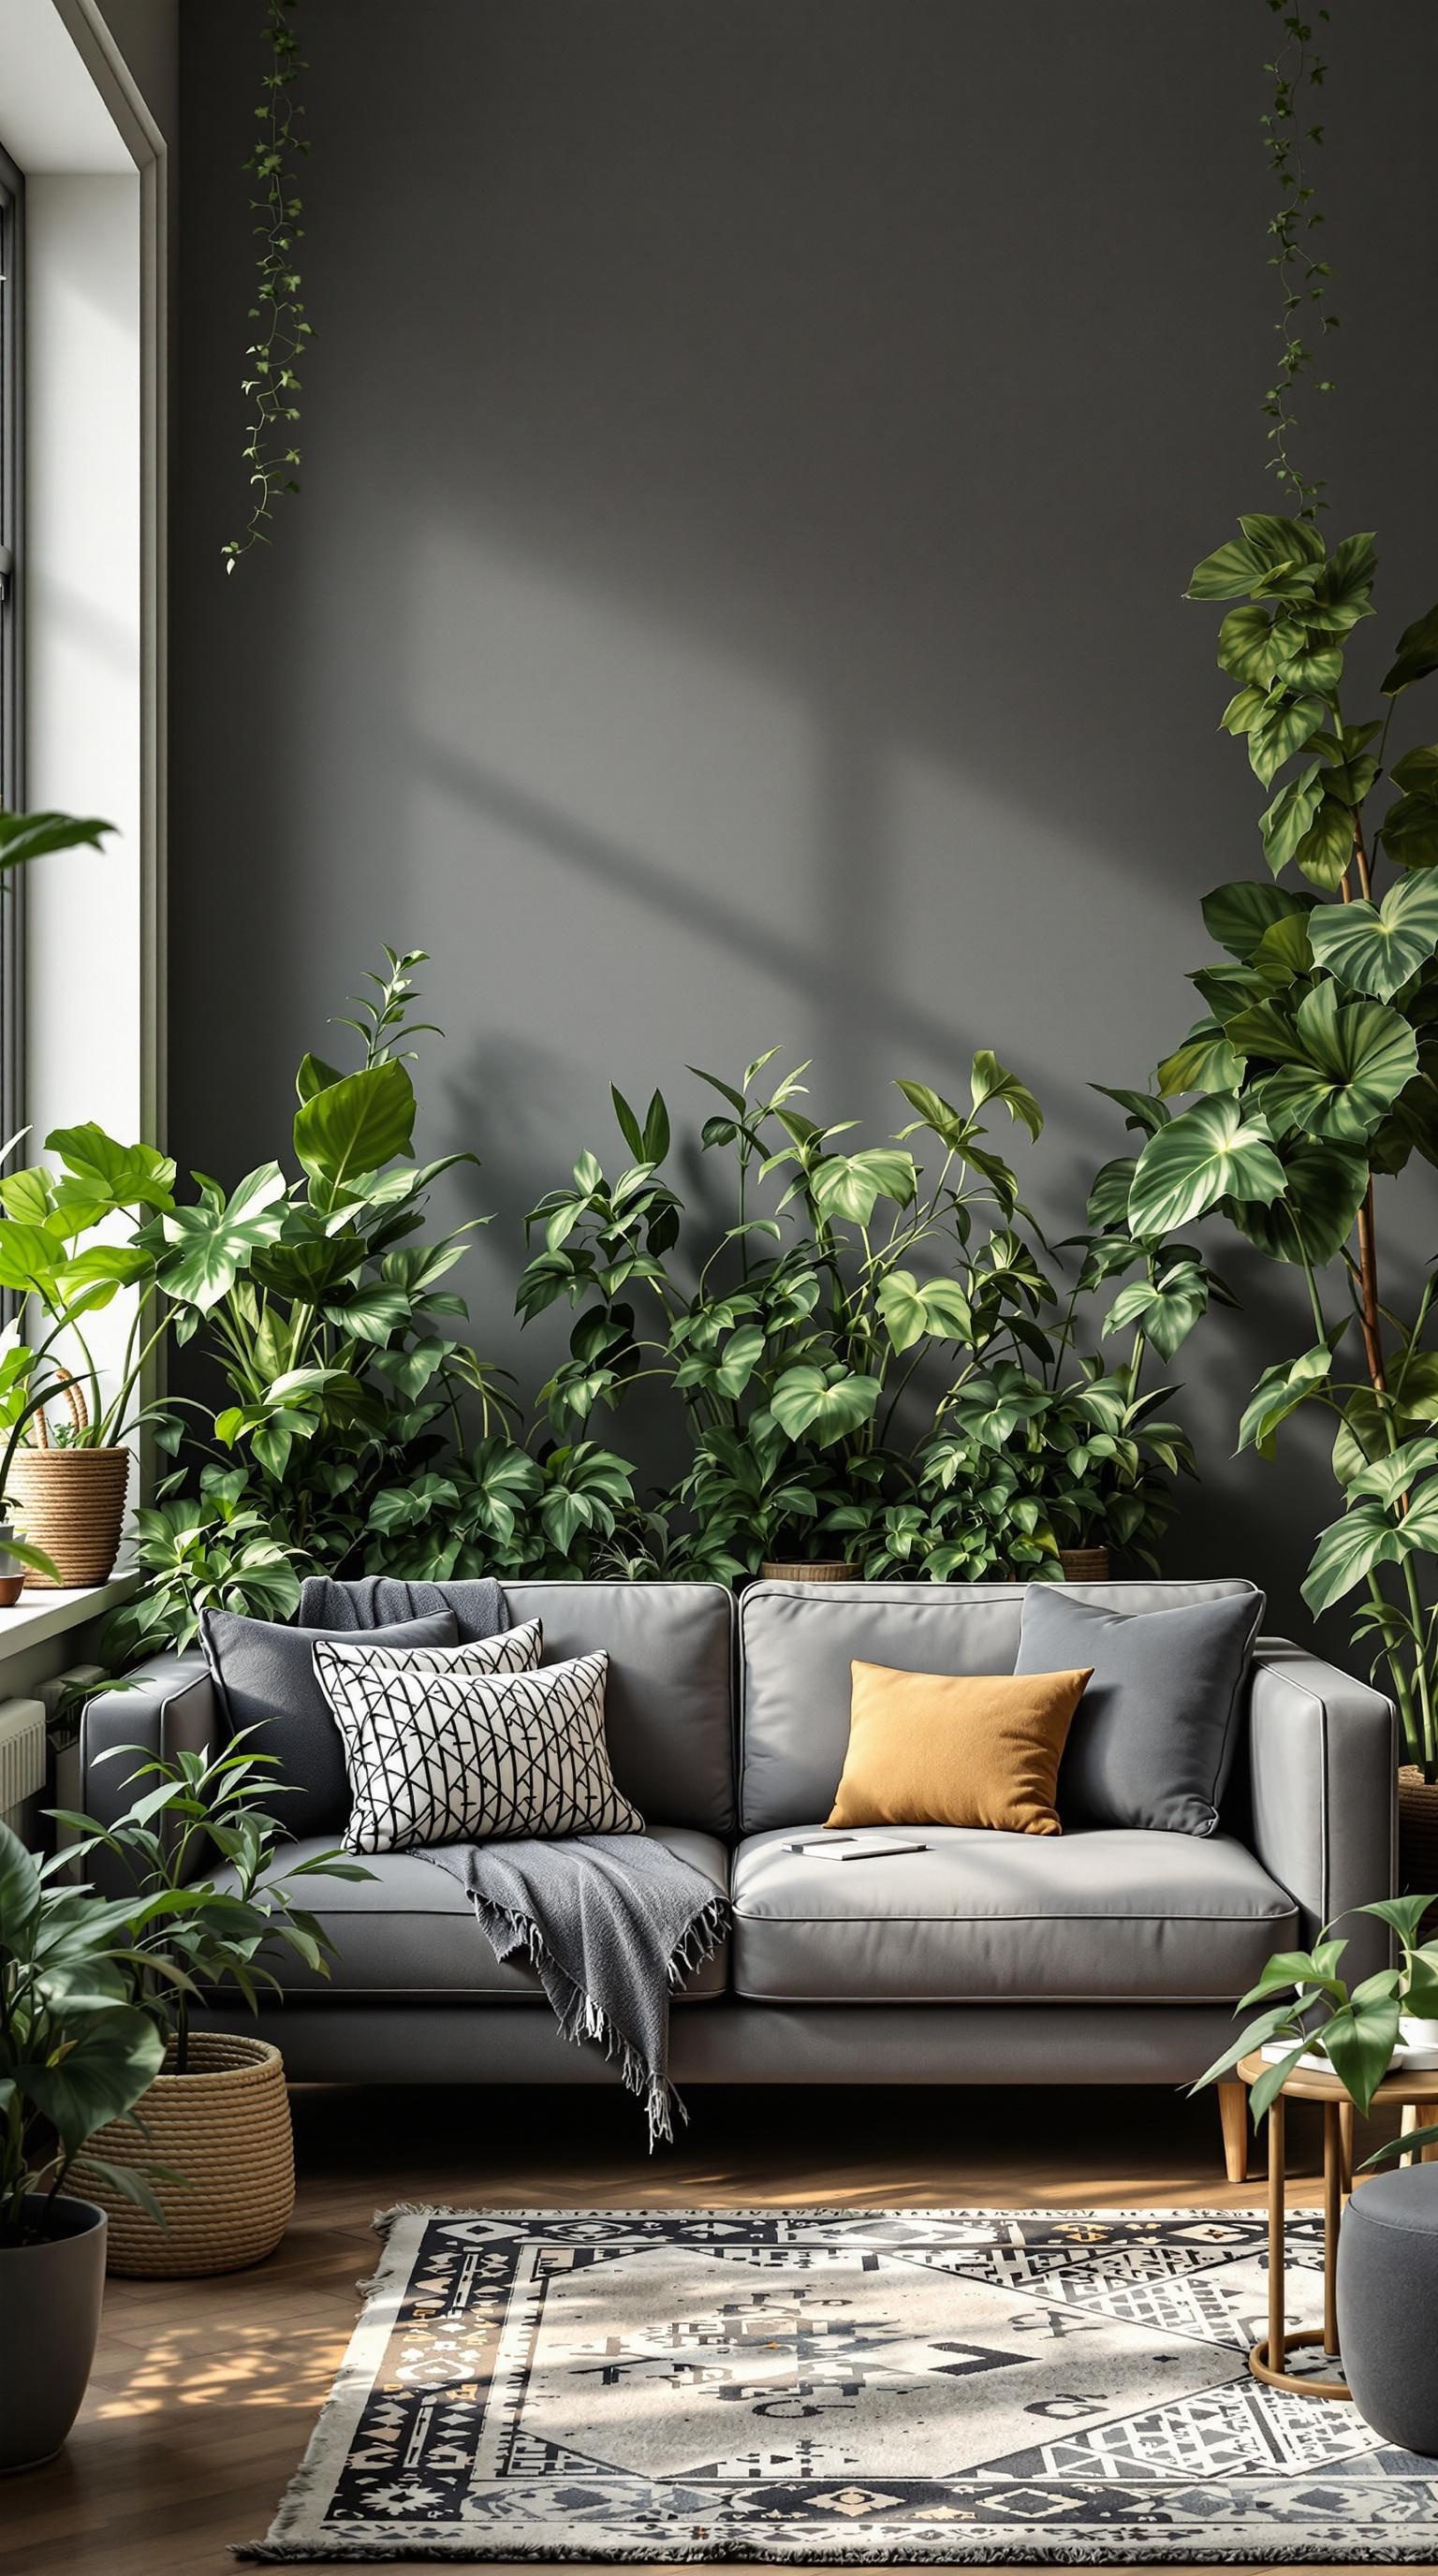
<box><xmin>826</xmin><ymin>1660</ymin><xmax>1093</xmax><ymax>1837</ymax></box>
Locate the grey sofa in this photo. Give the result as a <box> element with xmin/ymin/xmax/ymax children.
<box><xmin>79</xmin><ymin>1577</ymin><xmax>1397</xmax><ymax>2168</ymax></box>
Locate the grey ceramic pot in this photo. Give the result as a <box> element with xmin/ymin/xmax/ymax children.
<box><xmin>0</xmin><ymin>2195</ymin><xmax>108</xmax><ymax>2473</ymax></box>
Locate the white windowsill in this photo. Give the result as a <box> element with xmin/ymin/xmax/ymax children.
<box><xmin>0</xmin><ymin>1568</ymin><xmax>138</xmax><ymax>1665</ymax></box>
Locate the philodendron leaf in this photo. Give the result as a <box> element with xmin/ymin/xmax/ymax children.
<box><xmin>1344</xmin><ymin>1438</ymin><xmax>1438</xmax><ymax>1509</ymax></box>
<box><xmin>1251</xmin><ymin>982</ymin><xmax>1419</xmax><ymax>1144</ymax></box>
<box><xmin>770</xmin><ymin>1364</ymin><xmax>881</xmax><ymax>1447</ymax></box>
<box><xmin>1227</xmin><ymin>1136</ymin><xmax>1368</xmax><ymax>1266</ymax></box>
<box><xmin>157</xmin><ymin>1164</ymin><xmax>288</xmax><ymax>1310</ymax></box>
<box><xmin>970</xmin><ymin>1050</ymin><xmax>1043</xmax><ymax>1139</ymax></box>
<box><xmin>1128</xmin><ymin>1096</ymin><xmax>1285</xmax><ymax>1237</ymax></box>
<box><xmin>1291</xmin><ymin>797</ymin><xmax>1358</xmax><ymax>891</ymax></box>
<box><xmin>1250</xmin><ymin>696</ymin><xmax>1328</xmax><ymax>789</ymax></box>
<box><xmin>293</xmin><ymin>1057</ymin><xmax>417</xmax><ymax>1200</ymax></box>
<box><xmin>810</xmin><ymin>1149</ymin><xmax>917</xmax><ymax>1226</ymax></box>
<box><xmin>1156</xmin><ymin>1021</ymin><xmax>1246</xmax><ymax>1098</ymax></box>
<box><xmin>1260</xmin><ymin>763</ymin><xmax>1324</xmax><ymax>873</ymax></box>
<box><xmin>877</xmin><ymin>1270</ymin><xmax>974</xmax><ymax>1355</ymax></box>
<box><xmin>1383</xmin><ymin>603</ymin><xmax>1438</xmax><ymax>697</ymax></box>
<box><xmin>1237</xmin><ymin>1334</ymin><xmax>1343</xmax><ymax>1456</ymax></box>
<box><xmin>1323</xmin><ymin>1988</ymin><xmax>1403</xmax><ymax>2116</ymax></box>
<box><xmin>1302</xmin><ymin>1498</ymin><xmax>1409</xmax><ymax>1613</ymax></box>
<box><xmin>1310</xmin><ymin>876</ymin><xmax>1438</xmax><ymax>1002</ymax></box>
<box><xmin>1201</xmin><ymin>880</ymin><xmax>1312</xmax><ymax>961</ymax></box>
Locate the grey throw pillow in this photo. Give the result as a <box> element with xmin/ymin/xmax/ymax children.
<box><xmin>1014</xmin><ymin>1587</ymin><xmax>1265</xmax><ymax>1837</ymax></box>
<box><xmin>200</xmin><ymin>1606</ymin><xmax>459</xmax><ymax>1839</ymax></box>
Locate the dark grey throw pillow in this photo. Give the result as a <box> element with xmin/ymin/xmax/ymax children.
<box><xmin>200</xmin><ymin>1607</ymin><xmax>459</xmax><ymax>1840</ymax></box>
<box><xmin>1014</xmin><ymin>1587</ymin><xmax>1265</xmax><ymax>1837</ymax></box>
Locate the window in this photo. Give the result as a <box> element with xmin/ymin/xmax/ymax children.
<box><xmin>0</xmin><ymin>138</ymin><xmax>22</xmax><ymax>1149</ymax></box>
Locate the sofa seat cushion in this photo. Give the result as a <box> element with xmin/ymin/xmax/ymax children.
<box><xmin>731</xmin><ymin>1826</ymin><xmax>1297</xmax><ymax>2004</ymax></box>
<box><xmin>215</xmin><ymin>1829</ymin><xmax>730</xmax><ymax>2002</ymax></box>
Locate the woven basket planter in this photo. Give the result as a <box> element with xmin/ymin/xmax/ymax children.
<box><xmin>5</xmin><ymin>1445</ymin><xmax>129</xmax><ymax>1588</ymax></box>
<box><xmin>1400</xmin><ymin>1768</ymin><xmax>1438</xmax><ymax>1941</ymax></box>
<box><xmin>1058</xmin><ymin>1546</ymin><xmax>1110</xmax><ymax>1583</ymax></box>
<box><xmin>760</xmin><ymin>1559</ymin><xmax>857</xmax><ymax>1584</ymax></box>
<box><xmin>85</xmin><ymin>2033</ymin><xmax>294</xmax><ymax>2278</ymax></box>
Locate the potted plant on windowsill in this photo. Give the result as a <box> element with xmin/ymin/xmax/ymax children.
<box><xmin>0</xmin><ymin>1818</ymin><xmax>167</xmax><ymax>2472</ymax></box>
<box><xmin>0</xmin><ymin>1124</ymin><xmax>181</xmax><ymax>1587</ymax></box>
<box><xmin>57</xmin><ymin>1732</ymin><xmax>370</xmax><ymax>2277</ymax></box>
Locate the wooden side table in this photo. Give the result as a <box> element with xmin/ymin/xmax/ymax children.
<box><xmin>1238</xmin><ymin>2049</ymin><xmax>1438</xmax><ymax>2401</ymax></box>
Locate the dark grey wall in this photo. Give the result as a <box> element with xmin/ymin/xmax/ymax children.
<box><xmin>172</xmin><ymin>0</ymin><xmax>1438</xmax><ymax>1634</ymax></box>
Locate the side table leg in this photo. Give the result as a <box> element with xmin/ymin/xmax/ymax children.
<box><xmin>1339</xmin><ymin>2099</ymin><xmax>1355</xmax><ymax>2192</ymax></box>
<box><xmin>1323</xmin><ymin>2100</ymin><xmax>1342</xmax><ymax>2356</ymax></box>
<box><xmin>1401</xmin><ymin>2100</ymin><xmax>1422</xmax><ymax>2169</ymax></box>
<box><xmin>1267</xmin><ymin>2090</ymin><xmax>1286</xmax><ymax>2375</ymax></box>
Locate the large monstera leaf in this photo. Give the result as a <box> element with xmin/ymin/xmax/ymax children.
<box><xmin>1128</xmin><ymin>1096</ymin><xmax>1285</xmax><ymax>1237</ymax></box>
<box><xmin>1225</xmin><ymin>1135</ymin><xmax>1369</xmax><ymax>1266</ymax></box>
<box><xmin>1310</xmin><ymin>876</ymin><xmax>1438</xmax><ymax>1002</ymax></box>
<box><xmin>1249</xmin><ymin>982</ymin><xmax>1419</xmax><ymax>1143</ymax></box>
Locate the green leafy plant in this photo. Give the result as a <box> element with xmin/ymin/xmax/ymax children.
<box><xmin>0</xmin><ymin>812</ymin><xmax>113</xmax><ymax>877</ymax></box>
<box><xmin>1127</xmin><ymin>517</ymin><xmax>1438</xmax><ymax>1767</ymax></box>
<box><xmin>56</xmin><ymin>1734</ymin><xmax>369</xmax><ymax>2075</ymax></box>
<box><xmin>101</xmin><ymin>1469</ymin><xmax>301</xmax><ymax>1663</ymax></box>
<box><xmin>0</xmin><ymin>1819</ymin><xmax>166</xmax><ymax>2242</ymax></box>
<box><xmin>1114</xmin><ymin>8</ymin><xmax>1438</xmax><ymax>1775</ymax></box>
<box><xmin>1194</xmin><ymin>1894</ymin><xmax>1438</xmax><ymax>2129</ymax></box>
<box><xmin>518</xmin><ymin>1052</ymin><xmax>1207</xmax><ymax>1581</ymax></box>
<box><xmin>140</xmin><ymin>951</ymin><xmax>513</xmax><ymax>1611</ymax></box>
<box><xmin>0</xmin><ymin>1123</ymin><xmax>181</xmax><ymax>1571</ymax></box>
<box><xmin>223</xmin><ymin>0</ymin><xmax>312</xmax><ymax>570</ymax></box>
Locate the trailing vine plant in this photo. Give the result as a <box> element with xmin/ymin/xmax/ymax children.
<box><xmin>1112</xmin><ymin>7</ymin><xmax>1438</xmax><ymax>1782</ymax></box>
<box><xmin>222</xmin><ymin>0</ymin><xmax>312</xmax><ymax>572</ymax></box>
<box><xmin>1259</xmin><ymin>2</ymin><xmax>1336</xmax><ymax>517</ymax></box>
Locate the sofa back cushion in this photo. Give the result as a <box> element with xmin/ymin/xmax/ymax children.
<box><xmin>739</xmin><ymin>1578</ymin><xmax>1264</xmax><ymax>1832</ymax></box>
<box><xmin>502</xmin><ymin>1581</ymin><xmax>736</xmax><ymax>1832</ymax></box>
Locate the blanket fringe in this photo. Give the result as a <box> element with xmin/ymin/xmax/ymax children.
<box><xmin>463</xmin><ymin>1886</ymin><xmax>728</xmax><ymax>2149</ymax></box>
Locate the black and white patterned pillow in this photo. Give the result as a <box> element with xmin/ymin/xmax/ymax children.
<box><xmin>312</xmin><ymin>1639</ymin><xmax>641</xmax><ymax>1853</ymax></box>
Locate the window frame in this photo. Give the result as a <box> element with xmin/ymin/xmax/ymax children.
<box><xmin>0</xmin><ymin>137</ymin><xmax>23</xmax><ymax>1155</ymax></box>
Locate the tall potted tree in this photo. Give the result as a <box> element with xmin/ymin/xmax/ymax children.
<box><xmin>1117</xmin><ymin>7</ymin><xmax>1438</xmax><ymax>1886</ymax></box>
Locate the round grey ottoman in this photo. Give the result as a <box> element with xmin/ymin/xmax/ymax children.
<box><xmin>1339</xmin><ymin>2165</ymin><xmax>1438</xmax><ymax>2452</ymax></box>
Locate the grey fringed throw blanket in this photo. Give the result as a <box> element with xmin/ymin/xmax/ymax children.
<box><xmin>301</xmin><ymin>1576</ymin><xmax>728</xmax><ymax>2145</ymax></box>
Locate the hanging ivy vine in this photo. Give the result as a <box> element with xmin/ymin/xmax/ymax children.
<box><xmin>223</xmin><ymin>0</ymin><xmax>313</xmax><ymax>572</ymax></box>
<box><xmin>1259</xmin><ymin>2</ymin><xmax>1338</xmax><ymax>519</ymax></box>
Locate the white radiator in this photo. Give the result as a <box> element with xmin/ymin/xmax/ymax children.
<box><xmin>0</xmin><ymin>1697</ymin><xmax>48</xmax><ymax>1847</ymax></box>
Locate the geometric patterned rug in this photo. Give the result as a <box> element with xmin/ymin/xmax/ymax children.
<box><xmin>239</xmin><ymin>2206</ymin><xmax>1438</xmax><ymax>2564</ymax></box>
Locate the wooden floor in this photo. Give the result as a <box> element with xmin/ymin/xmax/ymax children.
<box><xmin>0</xmin><ymin>2082</ymin><xmax>1410</xmax><ymax>2576</ymax></box>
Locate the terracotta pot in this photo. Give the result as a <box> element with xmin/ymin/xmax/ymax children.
<box><xmin>0</xmin><ymin>1521</ymin><xmax>27</xmax><ymax>1609</ymax></box>
<box><xmin>4</xmin><ymin>1447</ymin><xmax>129</xmax><ymax>1588</ymax></box>
<box><xmin>1058</xmin><ymin>1546</ymin><xmax>1111</xmax><ymax>1584</ymax></box>
<box><xmin>1400</xmin><ymin>1767</ymin><xmax>1438</xmax><ymax>1940</ymax></box>
<box><xmin>759</xmin><ymin>1560</ymin><xmax>858</xmax><ymax>1584</ymax></box>
<box><xmin>84</xmin><ymin>2032</ymin><xmax>293</xmax><ymax>2278</ymax></box>
<box><xmin>0</xmin><ymin>2196</ymin><xmax>107</xmax><ymax>2472</ymax></box>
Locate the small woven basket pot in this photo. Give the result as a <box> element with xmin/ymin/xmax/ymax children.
<box><xmin>5</xmin><ymin>1447</ymin><xmax>129</xmax><ymax>1588</ymax></box>
<box><xmin>760</xmin><ymin>1559</ymin><xmax>858</xmax><ymax>1584</ymax></box>
<box><xmin>85</xmin><ymin>2033</ymin><xmax>294</xmax><ymax>2278</ymax></box>
<box><xmin>1058</xmin><ymin>1546</ymin><xmax>1111</xmax><ymax>1583</ymax></box>
<box><xmin>1400</xmin><ymin>1768</ymin><xmax>1438</xmax><ymax>1941</ymax></box>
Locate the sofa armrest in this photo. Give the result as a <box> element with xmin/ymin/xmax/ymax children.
<box><xmin>1244</xmin><ymin>1638</ymin><xmax>1397</xmax><ymax>1984</ymax></box>
<box><xmin>79</xmin><ymin>1653</ymin><xmax>219</xmax><ymax>1899</ymax></box>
